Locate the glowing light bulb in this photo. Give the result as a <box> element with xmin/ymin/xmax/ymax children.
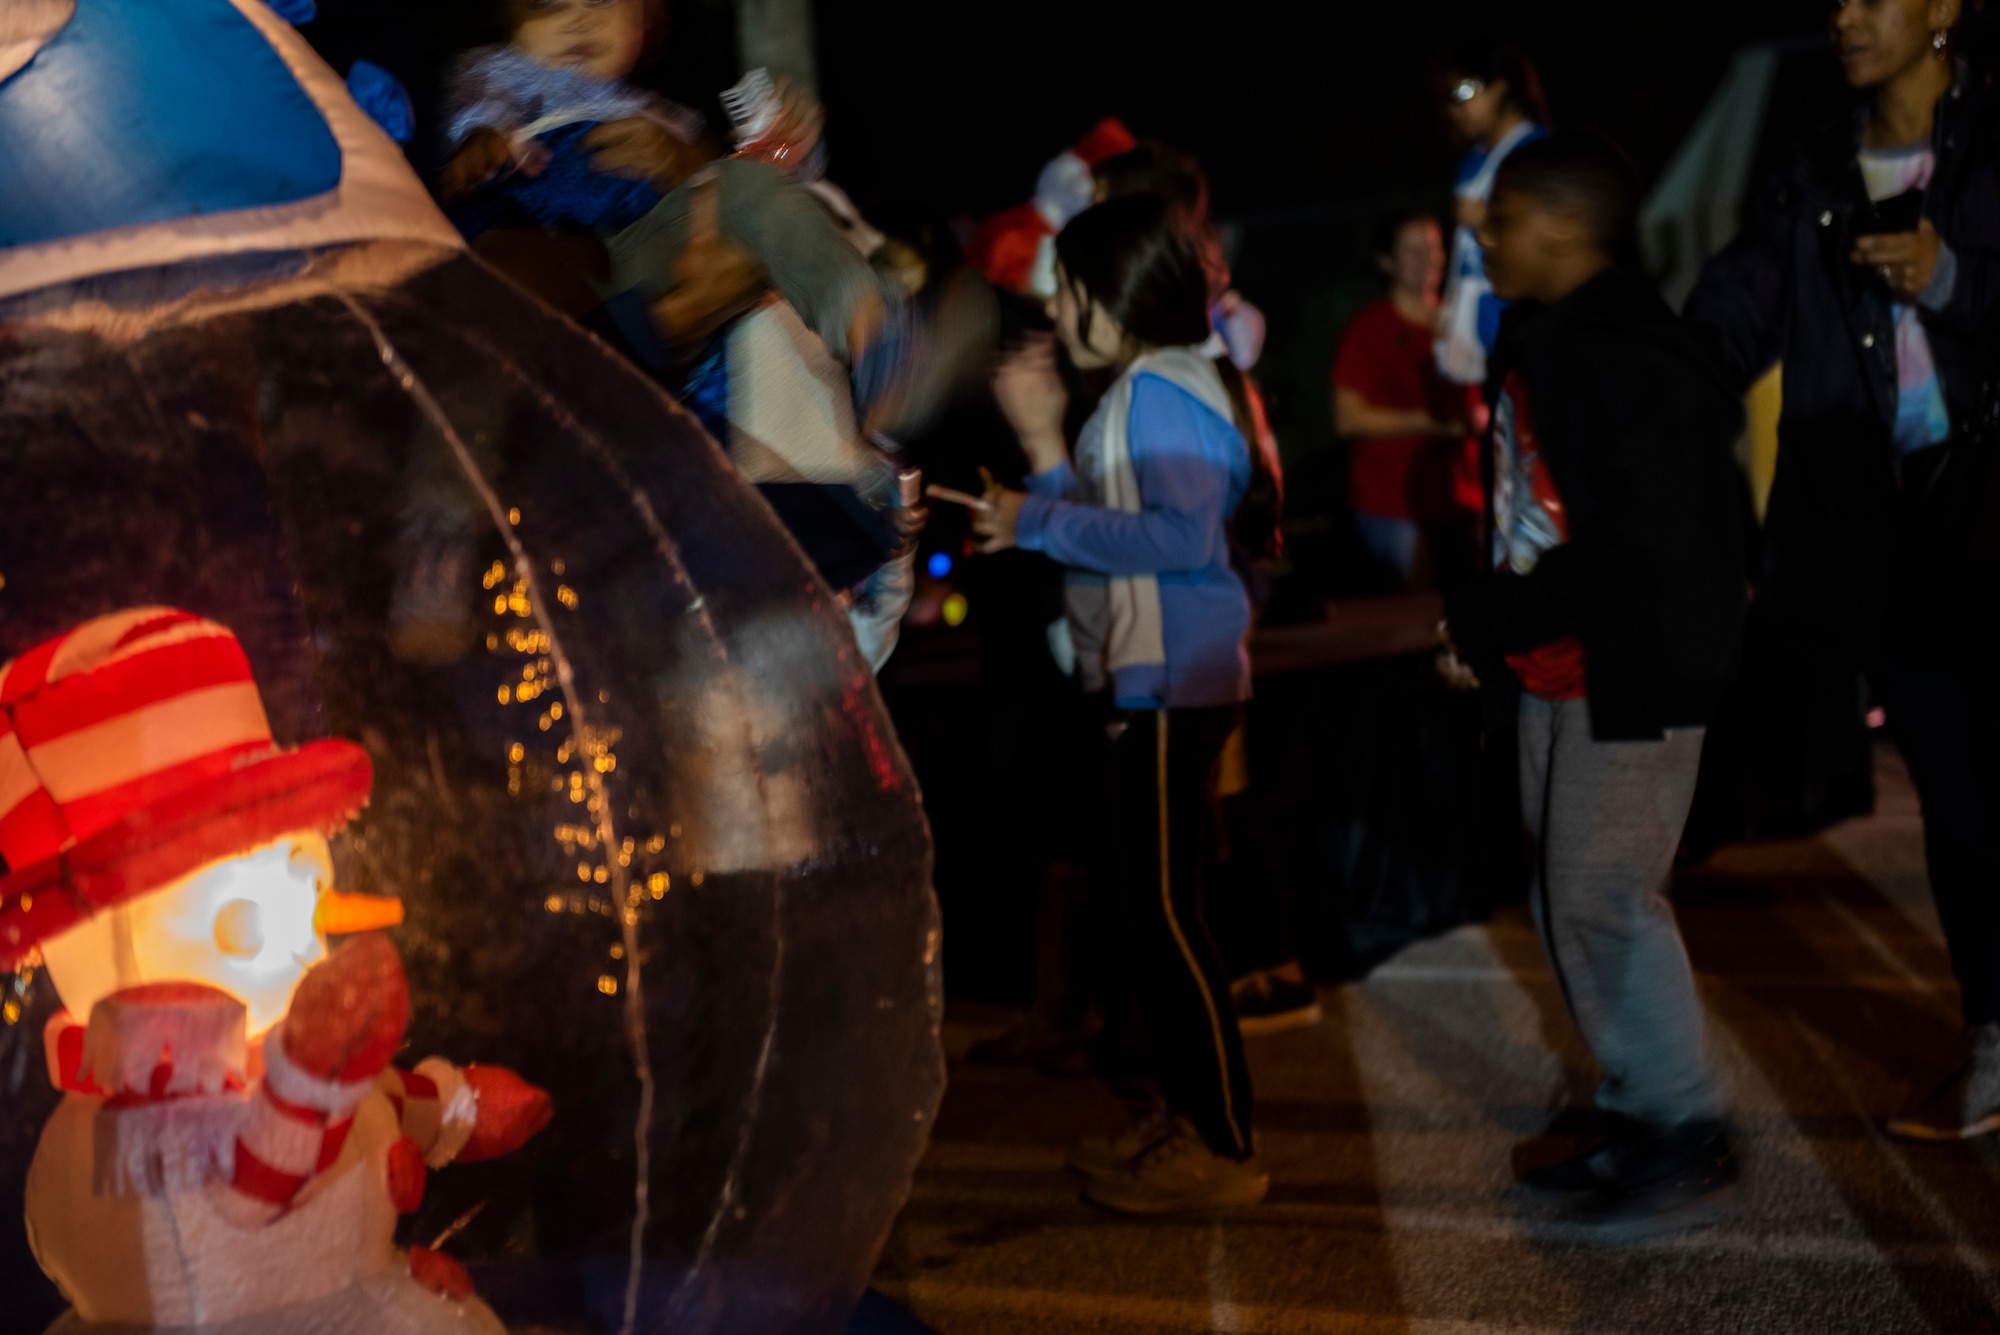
<box><xmin>942</xmin><ymin>594</ymin><xmax>969</xmax><ymax>627</ymax></box>
<box><xmin>926</xmin><ymin>552</ymin><xmax>953</xmax><ymax>579</ymax></box>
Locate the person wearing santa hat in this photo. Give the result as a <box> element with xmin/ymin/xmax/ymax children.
<box><xmin>1</xmin><ymin>608</ymin><xmax>550</xmax><ymax>1334</ymax></box>
<box><xmin>970</xmin><ymin>123</ymin><xmax>1270</xmax><ymax>374</ymax></box>
<box><xmin>970</xmin><ymin>117</ymin><xmax>1141</xmax><ymax>303</ymax></box>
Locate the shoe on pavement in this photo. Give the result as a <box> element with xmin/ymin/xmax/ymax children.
<box><xmin>1230</xmin><ymin>967</ymin><xmax>1322</xmax><ymax>1038</ymax></box>
<box><xmin>1519</xmin><ymin>1113</ymin><xmax>1647</xmax><ymax>1200</ymax></box>
<box><xmin>1887</xmin><ymin>1024</ymin><xmax>2000</xmax><ymax>1141</ymax></box>
<box><xmin>1067</xmin><ymin>1099</ymin><xmax>1177</xmax><ymax>1179</ymax></box>
<box><xmin>1081</xmin><ymin>1116</ymin><xmax>1269</xmax><ymax>1215</ymax></box>
<box><xmin>1532</xmin><ymin>1118</ymin><xmax>1738</xmax><ymax>1240</ymax></box>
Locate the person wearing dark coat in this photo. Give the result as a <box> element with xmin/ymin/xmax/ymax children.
<box><xmin>1685</xmin><ymin>0</ymin><xmax>2000</xmax><ymax>1141</ymax></box>
<box><xmin>1446</xmin><ymin>133</ymin><xmax>1748</xmax><ymax>1237</ymax></box>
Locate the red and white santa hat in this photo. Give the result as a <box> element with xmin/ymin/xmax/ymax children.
<box><xmin>969</xmin><ymin>117</ymin><xmax>1138</xmax><ymax>299</ymax></box>
<box><xmin>0</xmin><ymin>608</ymin><xmax>372</xmax><ymax>967</ymax></box>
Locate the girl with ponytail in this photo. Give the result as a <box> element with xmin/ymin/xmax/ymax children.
<box><xmin>959</xmin><ymin>192</ymin><xmax>1267</xmax><ymax>1213</ymax></box>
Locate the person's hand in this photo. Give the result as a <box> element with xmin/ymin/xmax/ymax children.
<box><xmin>970</xmin><ymin>467</ymin><xmax>1027</xmax><ymax>553</ymax></box>
<box><xmin>1432</xmin><ymin>621</ymin><xmax>1480</xmax><ymax>691</ymax></box>
<box><xmin>1852</xmin><ymin>218</ymin><xmax>1943</xmax><ymax>302</ymax></box>
<box><xmin>441</xmin><ymin>128</ymin><xmax>522</xmax><ymax>201</ymax></box>
<box><xmin>1435</xmin><ymin>646</ymin><xmax>1480</xmax><ymax>691</ymax></box>
<box><xmin>585</xmin><ymin>118</ymin><xmax>706</xmax><ymax>190</ymax></box>
<box><xmin>890</xmin><ymin>503</ymin><xmax>929</xmax><ymax>559</ymax></box>
<box><xmin>1434</xmin><ymin>644</ymin><xmax>1481</xmax><ymax>691</ymax></box>
<box><xmin>993</xmin><ymin>334</ymin><xmax>1068</xmax><ymax>473</ymax></box>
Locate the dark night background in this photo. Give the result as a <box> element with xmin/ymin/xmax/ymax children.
<box><xmin>301</xmin><ymin>0</ymin><xmax>1870</xmax><ymax>471</ymax></box>
<box><xmin>311</xmin><ymin>0</ymin><xmax>1844</xmax><ymax>215</ymax></box>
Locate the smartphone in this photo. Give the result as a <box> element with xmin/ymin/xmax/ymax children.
<box><xmin>1861</xmin><ymin>188</ymin><xmax>1925</xmax><ymax>237</ymax></box>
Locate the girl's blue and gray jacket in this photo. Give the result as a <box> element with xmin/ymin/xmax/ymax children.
<box><xmin>1015</xmin><ymin>373</ymin><xmax>1254</xmax><ymax>710</ymax></box>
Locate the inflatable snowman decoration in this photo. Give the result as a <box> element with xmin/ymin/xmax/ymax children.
<box><xmin>2</xmin><ymin>610</ymin><xmax>551</xmax><ymax>1334</ymax></box>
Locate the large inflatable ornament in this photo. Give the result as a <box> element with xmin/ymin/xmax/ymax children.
<box><xmin>0</xmin><ymin>4</ymin><xmax>944</xmax><ymax>1335</ymax></box>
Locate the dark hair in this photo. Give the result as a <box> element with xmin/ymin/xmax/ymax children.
<box><xmin>1054</xmin><ymin>196</ymin><xmax>1281</xmax><ymax>557</ymax></box>
<box><xmin>1093</xmin><ymin>140</ymin><xmax>1233</xmax><ymax>300</ymax></box>
<box><xmin>1056</xmin><ymin>194</ymin><xmax>1214</xmax><ymax>352</ymax></box>
<box><xmin>1225</xmin><ymin>370</ymin><xmax>1285</xmax><ymax>561</ymax></box>
<box><xmin>1492</xmin><ymin>132</ymin><xmax>1640</xmax><ymax>261</ymax></box>
<box><xmin>1093</xmin><ymin>142</ymin><xmax>1212</xmax><ymax>226</ymax></box>
<box><xmin>1440</xmin><ymin>37</ymin><xmax>1549</xmax><ymax>125</ymax></box>
<box><xmin>1371</xmin><ymin>209</ymin><xmax>1441</xmax><ymax>259</ymax></box>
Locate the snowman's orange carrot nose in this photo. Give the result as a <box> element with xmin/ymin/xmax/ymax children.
<box><xmin>314</xmin><ymin>891</ymin><xmax>405</xmax><ymax>936</ymax></box>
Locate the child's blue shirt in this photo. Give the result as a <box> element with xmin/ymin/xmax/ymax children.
<box><xmin>1015</xmin><ymin>374</ymin><xmax>1253</xmax><ymax>710</ymax></box>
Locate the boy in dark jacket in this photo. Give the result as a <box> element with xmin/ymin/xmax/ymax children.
<box><xmin>1445</xmin><ymin>134</ymin><xmax>1748</xmax><ymax>1236</ymax></box>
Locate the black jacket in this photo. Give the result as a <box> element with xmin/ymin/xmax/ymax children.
<box><xmin>1683</xmin><ymin>65</ymin><xmax>2000</xmax><ymax>665</ymax></box>
<box><xmin>1449</xmin><ymin>266</ymin><xmax>1749</xmax><ymax>742</ymax></box>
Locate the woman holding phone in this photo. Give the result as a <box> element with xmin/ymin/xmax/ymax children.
<box><xmin>1687</xmin><ymin>0</ymin><xmax>2000</xmax><ymax>1139</ymax></box>
<box><xmin>948</xmin><ymin>194</ymin><xmax>1274</xmax><ymax>1213</ymax></box>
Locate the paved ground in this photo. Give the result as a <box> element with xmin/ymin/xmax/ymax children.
<box><xmin>872</xmin><ymin>747</ymin><xmax>2000</xmax><ymax>1333</ymax></box>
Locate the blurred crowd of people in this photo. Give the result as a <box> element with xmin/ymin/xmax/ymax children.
<box><xmin>321</xmin><ymin>0</ymin><xmax>1997</xmax><ymax>1234</ymax></box>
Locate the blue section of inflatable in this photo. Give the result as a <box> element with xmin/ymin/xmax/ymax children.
<box><xmin>0</xmin><ymin>0</ymin><xmax>341</xmax><ymax>248</ymax></box>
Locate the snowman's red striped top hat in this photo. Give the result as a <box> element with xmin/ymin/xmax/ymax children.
<box><xmin>0</xmin><ymin>608</ymin><xmax>371</xmax><ymax>967</ymax></box>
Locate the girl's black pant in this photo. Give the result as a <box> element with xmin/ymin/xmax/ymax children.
<box><xmin>1108</xmin><ymin>704</ymin><xmax>1255</xmax><ymax>1160</ymax></box>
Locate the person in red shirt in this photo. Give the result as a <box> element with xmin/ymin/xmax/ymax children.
<box><xmin>1331</xmin><ymin>212</ymin><xmax>1483</xmax><ymax>588</ymax></box>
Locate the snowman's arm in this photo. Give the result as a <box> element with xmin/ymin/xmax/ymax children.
<box><xmin>380</xmin><ymin>1060</ymin><xmax>474</xmax><ymax>1168</ymax></box>
<box><xmin>382</xmin><ymin>1059</ymin><xmax>552</xmax><ymax>1169</ymax></box>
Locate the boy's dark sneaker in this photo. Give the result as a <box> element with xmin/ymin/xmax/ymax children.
<box><xmin>1230</xmin><ymin>967</ymin><xmax>1322</xmax><ymax>1037</ymax></box>
<box><xmin>1524</xmin><ymin>1117</ymin><xmax>1739</xmax><ymax>1239</ymax></box>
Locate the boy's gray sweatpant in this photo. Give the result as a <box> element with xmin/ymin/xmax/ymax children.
<box><xmin>1519</xmin><ymin>694</ymin><xmax>1726</xmax><ymax>1128</ymax></box>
